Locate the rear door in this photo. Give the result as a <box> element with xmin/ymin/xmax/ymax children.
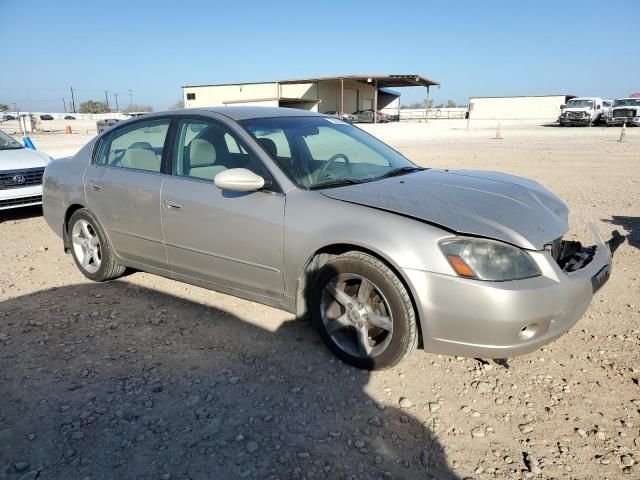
<box><xmin>161</xmin><ymin>116</ymin><xmax>285</xmax><ymax>298</ymax></box>
<box><xmin>85</xmin><ymin>118</ymin><xmax>171</xmax><ymax>269</ymax></box>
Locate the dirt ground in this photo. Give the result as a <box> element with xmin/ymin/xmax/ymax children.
<box><xmin>0</xmin><ymin>120</ymin><xmax>639</xmax><ymax>480</ymax></box>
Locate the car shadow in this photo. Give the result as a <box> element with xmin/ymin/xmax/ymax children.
<box><xmin>604</xmin><ymin>216</ymin><xmax>640</xmax><ymax>250</ymax></box>
<box><xmin>0</xmin><ymin>278</ymin><xmax>459</xmax><ymax>479</ymax></box>
<box><xmin>0</xmin><ymin>205</ymin><xmax>42</xmax><ymax>223</ymax></box>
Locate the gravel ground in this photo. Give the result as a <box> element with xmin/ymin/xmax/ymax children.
<box><xmin>0</xmin><ymin>120</ymin><xmax>639</xmax><ymax>480</ymax></box>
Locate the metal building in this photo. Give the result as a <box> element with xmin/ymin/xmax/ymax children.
<box><xmin>468</xmin><ymin>95</ymin><xmax>576</xmax><ymax>121</ymax></box>
<box><xmin>182</xmin><ymin>74</ymin><xmax>439</xmax><ymax>122</ymax></box>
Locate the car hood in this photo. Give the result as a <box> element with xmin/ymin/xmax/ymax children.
<box><xmin>0</xmin><ymin>148</ymin><xmax>52</xmax><ymax>170</ymax></box>
<box><xmin>320</xmin><ymin>169</ymin><xmax>569</xmax><ymax>250</ymax></box>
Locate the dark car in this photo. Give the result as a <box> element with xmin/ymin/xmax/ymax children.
<box><xmin>96</xmin><ymin>118</ymin><xmax>120</xmax><ymax>133</ymax></box>
<box><xmin>354</xmin><ymin>110</ymin><xmax>389</xmax><ymax>123</ymax></box>
<box><xmin>1</xmin><ymin>114</ymin><xmax>16</xmax><ymax>121</ymax></box>
<box><xmin>64</xmin><ymin>115</ymin><xmax>76</xmax><ymax>120</ymax></box>
<box><xmin>324</xmin><ymin>111</ymin><xmax>358</xmax><ymax>123</ymax></box>
<box><xmin>40</xmin><ymin>114</ymin><xmax>54</xmax><ymax>121</ymax></box>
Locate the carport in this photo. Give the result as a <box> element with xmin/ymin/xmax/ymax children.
<box><xmin>278</xmin><ymin>74</ymin><xmax>439</xmax><ymax>123</ymax></box>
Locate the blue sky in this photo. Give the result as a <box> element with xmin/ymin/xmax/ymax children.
<box><xmin>1</xmin><ymin>0</ymin><xmax>638</xmax><ymax>111</ymax></box>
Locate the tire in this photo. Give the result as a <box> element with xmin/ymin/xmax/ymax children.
<box><xmin>68</xmin><ymin>208</ymin><xmax>125</xmax><ymax>282</ymax></box>
<box><xmin>310</xmin><ymin>251</ymin><xmax>418</xmax><ymax>370</ymax></box>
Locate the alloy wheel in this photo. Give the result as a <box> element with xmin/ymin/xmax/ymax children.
<box><xmin>320</xmin><ymin>273</ymin><xmax>393</xmax><ymax>358</ymax></box>
<box><xmin>71</xmin><ymin>219</ymin><xmax>102</xmax><ymax>274</ymax></box>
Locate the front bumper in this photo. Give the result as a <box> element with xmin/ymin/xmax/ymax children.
<box><xmin>404</xmin><ymin>224</ymin><xmax>612</xmax><ymax>358</ymax></box>
<box><xmin>0</xmin><ymin>184</ymin><xmax>43</xmax><ymax>210</ymax></box>
<box><xmin>606</xmin><ymin>117</ymin><xmax>640</xmax><ymax>126</ymax></box>
<box><xmin>559</xmin><ymin>116</ymin><xmax>592</xmax><ymax>126</ymax></box>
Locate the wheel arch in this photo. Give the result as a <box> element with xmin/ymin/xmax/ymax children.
<box><xmin>62</xmin><ymin>203</ymin><xmax>86</xmax><ymax>252</ymax></box>
<box><xmin>295</xmin><ymin>243</ymin><xmax>423</xmax><ymax>345</ymax></box>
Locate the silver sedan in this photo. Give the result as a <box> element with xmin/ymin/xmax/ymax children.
<box><xmin>43</xmin><ymin>107</ymin><xmax>611</xmax><ymax>370</ymax></box>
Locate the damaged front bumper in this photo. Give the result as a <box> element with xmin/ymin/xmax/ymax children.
<box><xmin>559</xmin><ymin>115</ymin><xmax>593</xmax><ymax>126</ymax></box>
<box><xmin>404</xmin><ymin>224</ymin><xmax>612</xmax><ymax>358</ymax></box>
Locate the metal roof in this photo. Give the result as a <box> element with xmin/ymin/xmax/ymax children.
<box><xmin>278</xmin><ymin>74</ymin><xmax>439</xmax><ymax>88</ymax></box>
<box><xmin>183</xmin><ymin>74</ymin><xmax>439</xmax><ymax>89</ymax></box>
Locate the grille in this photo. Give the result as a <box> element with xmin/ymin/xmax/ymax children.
<box><xmin>0</xmin><ymin>195</ymin><xmax>42</xmax><ymax>208</ymax></box>
<box><xmin>613</xmin><ymin>108</ymin><xmax>636</xmax><ymax>118</ymax></box>
<box><xmin>0</xmin><ymin>167</ymin><xmax>44</xmax><ymax>190</ymax></box>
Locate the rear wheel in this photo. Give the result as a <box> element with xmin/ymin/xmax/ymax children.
<box><xmin>69</xmin><ymin>209</ymin><xmax>125</xmax><ymax>282</ymax></box>
<box><xmin>310</xmin><ymin>251</ymin><xmax>418</xmax><ymax>370</ymax></box>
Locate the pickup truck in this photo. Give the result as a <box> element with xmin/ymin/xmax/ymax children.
<box><xmin>559</xmin><ymin>97</ymin><xmax>605</xmax><ymax>126</ymax></box>
<box><xmin>605</xmin><ymin>98</ymin><xmax>640</xmax><ymax>126</ymax></box>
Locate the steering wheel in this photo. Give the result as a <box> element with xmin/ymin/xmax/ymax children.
<box><xmin>316</xmin><ymin>153</ymin><xmax>351</xmax><ymax>181</ymax></box>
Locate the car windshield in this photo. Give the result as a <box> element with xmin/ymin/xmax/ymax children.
<box><xmin>614</xmin><ymin>99</ymin><xmax>640</xmax><ymax>107</ymax></box>
<box><xmin>240</xmin><ymin>116</ymin><xmax>420</xmax><ymax>189</ymax></box>
<box><xmin>0</xmin><ymin>130</ymin><xmax>23</xmax><ymax>150</ymax></box>
<box><xmin>566</xmin><ymin>99</ymin><xmax>594</xmax><ymax>108</ymax></box>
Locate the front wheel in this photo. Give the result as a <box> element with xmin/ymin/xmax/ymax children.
<box><xmin>310</xmin><ymin>251</ymin><xmax>418</xmax><ymax>370</ymax></box>
<box><xmin>68</xmin><ymin>209</ymin><xmax>126</xmax><ymax>282</ymax></box>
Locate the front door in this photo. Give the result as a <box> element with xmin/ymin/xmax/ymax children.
<box><xmin>161</xmin><ymin>117</ymin><xmax>285</xmax><ymax>299</ymax></box>
<box><xmin>85</xmin><ymin>118</ymin><xmax>171</xmax><ymax>269</ymax></box>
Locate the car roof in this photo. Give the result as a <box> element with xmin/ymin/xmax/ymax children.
<box><xmin>175</xmin><ymin>106</ymin><xmax>325</xmax><ymax>121</ymax></box>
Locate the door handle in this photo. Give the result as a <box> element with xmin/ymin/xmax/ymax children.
<box><xmin>163</xmin><ymin>200</ymin><xmax>182</xmax><ymax>210</ymax></box>
<box><xmin>89</xmin><ymin>182</ymin><xmax>102</xmax><ymax>191</ymax></box>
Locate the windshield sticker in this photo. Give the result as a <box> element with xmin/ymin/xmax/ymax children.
<box><xmin>325</xmin><ymin>118</ymin><xmax>347</xmax><ymax>125</ymax></box>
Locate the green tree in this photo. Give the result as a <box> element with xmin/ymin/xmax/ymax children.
<box><xmin>169</xmin><ymin>100</ymin><xmax>184</xmax><ymax>110</ymax></box>
<box><xmin>446</xmin><ymin>100</ymin><xmax>458</xmax><ymax>108</ymax></box>
<box><xmin>0</xmin><ymin>103</ymin><xmax>8</xmax><ymax>111</ymax></box>
<box><xmin>79</xmin><ymin>100</ymin><xmax>109</xmax><ymax>114</ymax></box>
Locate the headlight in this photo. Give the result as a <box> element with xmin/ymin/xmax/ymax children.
<box><xmin>439</xmin><ymin>238</ymin><xmax>541</xmax><ymax>281</ymax></box>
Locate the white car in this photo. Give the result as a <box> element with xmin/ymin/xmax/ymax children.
<box><xmin>559</xmin><ymin>97</ymin><xmax>605</xmax><ymax>126</ymax></box>
<box><xmin>0</xmin><ymin>130</ymin><xmax>53</xmax><ymax>210</ymax></box>
<box><xmin>606</xmin><ymin>98</ymin><xmax>640</xmax><ymax>127</ymax></box>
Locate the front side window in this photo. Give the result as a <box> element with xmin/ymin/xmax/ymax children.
<box><xmin>97</xmin><ymin>120</ymin><xmax>170</xmax><ymax>173</ymax></box>
<box><xmin>240</xmin><ymin>116</ymin><xmax>417</xmax><ymax>189</ymax></box>
<box><xmin>173</xmin><ymin>119</ymin><xmax>269</xmax><ymax>182</ymax></box>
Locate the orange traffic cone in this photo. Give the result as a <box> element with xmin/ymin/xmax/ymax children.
<box><xmin>494</xmin><ymin>123</ymin><xmax>503</xmax><ymax>140</ymax></box>
<box><xmin>619</xmin><ymin>122</ymin><xmax>626</xmax><ymax>142</ymax></box>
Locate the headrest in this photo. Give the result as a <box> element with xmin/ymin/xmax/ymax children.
<box><xmin>258</xmin><ymin>138</ymin><xmax>278</xmax><ymax>158</ymax></box>
<box><xmin>129</xmin><ymin>141</ymin><xmax>154</xmax><ymax>151</ymax></box>
<box><xmin>121</xmin><ymin>148</ymin><xmax>159</xmax><ymax>172</ymax></box>
<box><xmin>189</xmin><ymin>139</ymin><xmax>217</xmax><ymax>168</ymax></box>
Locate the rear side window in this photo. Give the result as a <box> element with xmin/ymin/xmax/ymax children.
<box><xmin>96</xmin><ymin>120</ymin><xmax>170</xmax><ymax>173</ymax></box>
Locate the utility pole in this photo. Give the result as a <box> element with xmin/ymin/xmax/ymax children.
<box><xmin>127</xmin><ymin>89</ymin><xmax>133</xmax><ymax>110</ymax></box>
<box><xmin>70</xmin><ymin>86</ymin><xmax>76</xmax><ymax>113</ymax></box>
<box><xmin>113</xmin><ymin>93</ymin><xmax>119</xmax><ymax>112</ymax></box>
<box><xmin>104</xmin><ymin>90</ymin><xmax>110</xmax><ymax>111</ymax></box>
<box><xmin>62</xmin><ymin>98</ymin><xmax>67</xmax><ymax>113</ymax></box>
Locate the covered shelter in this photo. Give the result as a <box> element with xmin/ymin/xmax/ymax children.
<box><xmin>182</xmin><ymin>74</ymin><xmax>439</xmax><ymax>123</ymax></box>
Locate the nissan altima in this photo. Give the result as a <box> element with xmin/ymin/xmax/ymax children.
<box><xmin>42</xmin><ymin>107</ymin><xmax>611</xmax><ymax>369</ymax></box>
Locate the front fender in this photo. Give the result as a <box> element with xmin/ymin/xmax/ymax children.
<box><xmin>282</xmin><ymin>189</ymin><xmax>455</xmax><ymax>305</ymax></box>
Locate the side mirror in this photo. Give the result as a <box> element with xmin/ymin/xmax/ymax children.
<box><xmin>560</xmin><ymin>104</ymin><xmax>566</xmax><ymax>109</ymax></box>
<box><xmin>214</xmin><ymin>168</ymin><xmax>265</xmax><ymax>192</ymax></box>
<box><xmin>597</xmin><ymin>105</ymin><xmax>601</xmax><ymax>109</ymax></box>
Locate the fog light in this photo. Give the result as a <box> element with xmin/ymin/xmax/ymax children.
<box><xmin>519</xmin><ymin>323</ymin><xmax>539</xmax><ymax>341</ymax></box>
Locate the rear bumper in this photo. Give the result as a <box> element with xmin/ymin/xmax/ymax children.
<box><xmin>404</xmin><ymin>225</ymin><xmax>612</xmax><ymax>358</ymax></box>
<box><xmin>0</xmin><ymin>185</ymin><xmax>43</xmax><ymax>210</ymax></box>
